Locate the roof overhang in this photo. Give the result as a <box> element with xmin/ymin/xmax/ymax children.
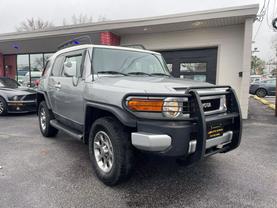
<box><xmin>0</xmin><ymin>4</ymin><xmax>259</xmax><ymax>54</ymax></box>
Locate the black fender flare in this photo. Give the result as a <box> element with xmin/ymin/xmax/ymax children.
<box><xmin>85</xmin><ymin>101</ymin><xmax>137</xmax><ymax>128</ymax></box>
<box><xmin>36</xmin><ymin>91</ymin><xmax>52</xmax><ymax>110</ymax></box>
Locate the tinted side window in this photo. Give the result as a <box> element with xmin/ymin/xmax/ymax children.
<box><xmin>51</xmin><ymin>55</ymin><xmax>64</xmax><ymax>76</ymax></box>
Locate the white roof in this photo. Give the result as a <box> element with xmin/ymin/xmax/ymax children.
<box><xmin>55</xmin><ymin>44</ymin><xmax>159</xmax><ymax>57</ymax></box>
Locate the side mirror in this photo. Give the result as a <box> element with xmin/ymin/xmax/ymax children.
<box><xmin>64</xmin><ymin>61</ymin><xmax>76</xmax><ymax>77</ymax></box>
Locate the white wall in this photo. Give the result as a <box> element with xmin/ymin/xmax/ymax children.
<box><xmin>121</xmin><ymin>24</ymin><xmax>251</xmax><ymax>118</ymax></box>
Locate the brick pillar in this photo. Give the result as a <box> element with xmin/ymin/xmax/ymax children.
<box><xmin>100</xmin><ymin>32</ymin><xmax>121</xmax><ymax>46</ymax></box>
<box><xmin>3</xmin><ymin>55</ymin><xmax>16</xmax><ymax>79</ymax></box>
<box><xmin>0</xmin><ymin>53</ymin><xmax>4</xmax><ymax>77</ymax></box>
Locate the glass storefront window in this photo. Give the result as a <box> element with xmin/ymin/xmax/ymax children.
<box><xmin>29</xmin><ymin>54</ymin><xmax>43</xmax><ymax>88</ymax></box>
<box><xmin>180</xmin><ymin>63</ymin><xmax>207</xmax><ymax>72</ymax></box>
<box><xmin>16</xmin><ymin>52</ymin><xmax>55</xmax><ymax>88</ymax></box>
<box><xmin>17</xmin><ymin>55</ymin><xmax>29</xmax><ymax>85</ymax></box>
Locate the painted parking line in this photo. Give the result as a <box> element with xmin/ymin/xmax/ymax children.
<box><xmin>253</xmin><ymin>95</ymin><xmax>276</xmax><ymax>110</ymax></box>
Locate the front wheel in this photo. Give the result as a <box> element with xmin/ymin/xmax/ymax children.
<box><xmin>89</xmin><ymin>117</ymin><xmax>134</xmax><ymax>186</ymax></box>
<box><xmin>0</xmin><ymin>97</ymin><xmax>8</xmax><ymax>116</ymax></box>
<box><xmin>38</xmin><ymin>101</ymin><xmax>58</xmax><ymax>137</ymax></box>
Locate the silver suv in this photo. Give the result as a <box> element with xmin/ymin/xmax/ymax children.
<box><xmin>37</xmin><ymin>44</ymin><xmax>242</xmax><ymax>186</ymax></box>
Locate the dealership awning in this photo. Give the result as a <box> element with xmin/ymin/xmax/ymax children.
<box><xmin>0</xmin><ymin>4</ymin><xmax>258</xmax><ymax>54</ymax></box>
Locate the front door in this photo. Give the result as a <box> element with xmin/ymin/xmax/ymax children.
<box><xmin>54</xmin><ymin>50</ymin><xmax>86</xmax><ymax>130</ymax></box>
<box><xmin>161</xmin><ymin>48</ymin><xmax>218</xmax><ymax>84</ymax></box>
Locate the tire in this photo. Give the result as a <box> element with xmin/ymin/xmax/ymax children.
<box><xmin>89</xmin><ymin>117</ymin><xmax>134</xmax><ymax>186</ymax></box>
<box><xmin>38</xmin><ymin>101</ymin><xmax>58</xmax><ymax>137</ymax></box>
<box><xmin>256</xmin><ymin>88</ymin><xmax>267</xmax><ymax>98</ymax></box>
<box><xmin>0</xmin><ymin>97</ymin><xmax>8</xmax><ymax>116</ymax></box>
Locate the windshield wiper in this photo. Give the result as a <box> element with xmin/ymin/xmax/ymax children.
<box><xmin>150</xmin><ymin>73</ymin><xmax>170</xmax><ymax>77</ymax></box>
<box><xmin>127</xmin><ymin>72</ymin><xmax>151</xmax><ymax>76</ymax></box>
<box><xmin>97</xmin><ymin>71</ymin><xmax>127</xmax><ymax>76</ymax></box>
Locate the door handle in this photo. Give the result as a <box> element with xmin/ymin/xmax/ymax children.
<box><xmin>54</xmin><ymin>83</ymin><xmax>61</xmax><ymax>89</ymax></box>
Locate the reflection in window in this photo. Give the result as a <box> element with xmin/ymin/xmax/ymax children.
<box><xmin>167</xmin><ymin>64</ymin><xmax>173</xmax><ymax>72</ymax></box>
<box><xmin>27</xmin><ymin>54</ymin><xmax>43</xmax><ymax>88</ymax></box>
<box><xmin>180</xmin><ymin>63</ymin><xmax>207</xmax><ymax>72</ymax></box>
<box><xmin>44</xmin><ymin>53</ymin><xmax>54</xmax><ymax>66</ymax></box>
<box><xmin>180</xmin><ymin>75</ymin><xmax>206</xmax><ymax>82</ymax></box>
<box><xmin>17</xmin><ymin>55</ymin><xmax>29</xmax><ymax>84</ymax></box>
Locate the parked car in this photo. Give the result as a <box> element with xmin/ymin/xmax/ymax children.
<box><xmin>37</xmin><ymin>44</ymin><xmax>242</xmax><ymax>186</ymax></box>
<box><xmin>17</xmin><ymin>69</ymin><xmax>29</xmax><ymax>84</ymax></box>
<box><xmin>22</xmin><ymin>71</ymin><xmax>42</xmax><ymax>88</ymax></box>
<box><xmin>250</xmin><ymin>75</ymin><xmax>262</xmax><ymax>83</ymax></box>
<box><xmin>249</xmin><ymin>78</ymin><xmax>276</xmax><ymax>97</ymax></box>
<box><xmin>0</xmin><ymin>77</ymin><xmax>37</xmax><ymax>115</ymax></box>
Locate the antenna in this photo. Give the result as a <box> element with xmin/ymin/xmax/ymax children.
<box><xmin>57</xmin><ymin>35</ymin><xmax>93</xmax><ymax>50</ymax></box>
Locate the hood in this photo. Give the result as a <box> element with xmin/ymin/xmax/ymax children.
<box><xmin>94</xmin><ymin>76</ymin><xmax>213</xmax><ymax>93</ymax></box>
<box><xmin>0</xmin><ymin>87</ymin><xmax>36</xmax><ymax>96</ymax></box>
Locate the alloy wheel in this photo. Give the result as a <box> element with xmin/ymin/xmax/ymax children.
<box><xmin>0</xmin><ymin>100</ymin><xmax>4</xmax><ymax>114</ymax></box>
<box><xmin>93</xmin><ymin>131</ymin><xmax>114</xmax><ymax>173</ymax></box>
<box><xmin>40</xmin><ymin>107</ymin><xmax>47</xmax><ymax>131</ymax></box>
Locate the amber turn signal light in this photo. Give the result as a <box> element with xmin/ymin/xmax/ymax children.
<box><xmin>127</xmin><ymin>98</ymin><xmax>163</xmax><ymax>112</ymax></box>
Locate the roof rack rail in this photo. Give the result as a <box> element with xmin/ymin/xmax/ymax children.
<box><xmin>57</xmin><ymin>35</ymin><xmax>92</xmax><ymax>50</ymax></box>
<box><xmin>120</xmin><ymin>44</ymin><xmax>146</xmax><ymax>50</ymax></box>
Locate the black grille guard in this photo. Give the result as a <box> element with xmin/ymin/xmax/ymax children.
<box><xmin>122</xmin><ymin>85</ymin><xmax>242</xmax><ymax>159</ymax></box>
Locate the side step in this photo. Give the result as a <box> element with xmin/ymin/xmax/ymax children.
<box><xmin>50</xmin><ymin>120</ymin><xmax>83</xmax><ymax>140</ymax></box>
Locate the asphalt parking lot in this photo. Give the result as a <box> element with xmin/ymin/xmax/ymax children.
<box><xmin>265</xmin><ymin>96</ymin><xmax>276</xmax><ymax>105</ymax></box>
<box><xmin>0</xmin><ymin>98</ymin><xmax>277</xmax><ymax>208</ymax></box>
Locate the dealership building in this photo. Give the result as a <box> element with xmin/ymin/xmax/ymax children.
<box><xmin>0</xmin><ymin>4</ymin><xmax>258</xmax><ymax>118</ymax></box>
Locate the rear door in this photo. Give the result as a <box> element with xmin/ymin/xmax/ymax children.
<box><xmin>268</xmin><ymin>79</ymin><xmax>276</xmax><ymax>95</ymax></box>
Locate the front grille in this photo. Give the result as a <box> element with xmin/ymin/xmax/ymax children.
<box><xmin>23</xmin><ymin>94</ymin><xmax>36</xmax><ymax>101</ymax></box>
<box><xmin>201</xmin><ymin>98</ymin><xmax>221</xmax><ymax>112</ymax></box>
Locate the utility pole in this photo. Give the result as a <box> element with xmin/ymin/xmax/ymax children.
<box><xmin>272</xmin><ymin>18</ymin><xmax>277</xmax><ymax>116</ymax></box>
<box><xmin>274</xmin><ymin>48</ymin><xmax>277</xmax><ymax>117</ymax></box>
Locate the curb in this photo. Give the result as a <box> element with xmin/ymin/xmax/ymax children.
<box><xmin>253</xmin><ymin>95</ymin><xmax>276</xmax><ymax>110</ymax></box>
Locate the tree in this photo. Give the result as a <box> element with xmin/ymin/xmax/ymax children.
<box><xmin>16</xmin><ymin>18</ymin><xmax>54</xmax><ymax>32</ymax></box>
<box><xmin>251</xmin><ymin>55</ymin><xmax>266</xmax><ymax>75</ymax></box>
<box><xmin>63</xmin><ymin>14</ymin><xmax>93</xmax><ymax>26</ymax></box>
<box><xmin>62</xmin><ymin>14</ymin><xmax>108</xmax><ymax>26</ymax></box>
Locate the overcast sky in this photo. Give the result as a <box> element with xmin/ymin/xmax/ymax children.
<box><xmin>0</xmin><ymin>0</ymin><xmax>276</xmax><ymax>61</ymax></box>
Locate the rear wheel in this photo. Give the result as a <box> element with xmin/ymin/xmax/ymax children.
<box><xmin>38</xmin><ymin>101</ymin><xmax>58</xmax><ymax>137</ymax></box>
<box><xmin>0</xmin><ymin>97</ymin><xmax>8</xmax><ymax>116</ymax></box>
<box><xmin>256</xmin><ymin>88</ymin><xmax>267</xmax><ymax>98</ymax></box>
<box><xmin>89</xmin><ymin>117</ymin><xmax>134</xmax><ymax>186</ymax></box>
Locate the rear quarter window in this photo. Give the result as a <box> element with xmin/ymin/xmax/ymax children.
<box><xmin>51</xmin><ymin>55</ymin><xmax>64</xmax><ymax>77</ymax></box>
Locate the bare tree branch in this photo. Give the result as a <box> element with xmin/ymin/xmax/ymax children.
<box><xmin>63</xmin><ymin>14</ymin><xmax>108</xmax><ymax>26</ymax></box>
<box><xmin>16</xmin><ymin>18</ymin><xmax>54</xmax><ymax>32</ymax></box>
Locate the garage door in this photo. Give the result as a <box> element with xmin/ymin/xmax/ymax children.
<box><xmin>161</xmin><ymin>48</ymin><xmax>218</xmax><ymax>84</ymax></box>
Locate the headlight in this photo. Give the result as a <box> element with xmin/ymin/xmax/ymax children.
<box><xmin>162</xmin><ymin>97</ymin><xmax>182</xmax><ymax>118</ymax></box>
<box><xmin>12</xmin><ymin>96</ymin><xmax>18</xmax><ymax>101</ymax></box>
<box><xmin>8</xmin><ymin>95</ymin><xmax>19</xmax><ymax>101</ymax></box>
<box><xmin>126</xmin><ymin>97</ymin><xmax>187</xmax><ymax>119</ymax></box>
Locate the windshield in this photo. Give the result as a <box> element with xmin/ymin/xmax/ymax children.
<box><xmin>92</xmin><ymin>48</ymin><xmax>170</xmax><ymax>76</ymax></box>
<box><xmin>0</xmin><ymin>78</ymin><xmax>19</xmax><ymax>88</ymax></box>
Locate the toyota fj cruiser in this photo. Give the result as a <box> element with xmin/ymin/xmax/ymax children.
<box><xmin>37</xmin><ymin>43</ymin><xmax>242</xmax><ymax>186</ymax></box>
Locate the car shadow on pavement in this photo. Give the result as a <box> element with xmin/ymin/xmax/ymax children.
<box><xmin>114</xmin><ymin>155</ymin><xmax>222</xmax><ymax>207</ymax></box>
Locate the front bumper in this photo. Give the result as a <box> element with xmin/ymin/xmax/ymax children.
<box><xmin>7</xmin><ymin>100</ymin><xmax>37</xmax><ymax>113</ymax></box>
<box><xmin>127</xmin><ymin>86</ymin><xmax>242</xmax><ymax>161</ymax></box>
